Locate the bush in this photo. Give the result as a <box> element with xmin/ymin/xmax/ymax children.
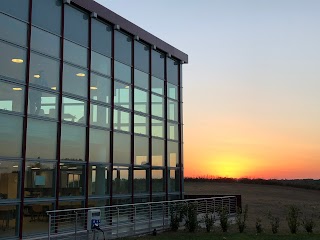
<box><xmin>170</xmin><ymin>204</ymin><xmax>184</xmax><ymax>231</ymax></box>
<box><xmin>185</xmin><ymin>202</ymin><xmax>198</xmax><ymax>232</ymax></box>
<box><xmin>203</xmin><ymin>213</ymin><xmax>214</xmax><ymax>232</ymax></box>
<box><xmin>302</xmin><ymin>216</ymin><xmax>316</xmax><ymax>233</ymax></box>
<box><xmin>236</xmin><ymin>204</ymin><xmax>248</xmax><ymax>233</ymax></box>
<box><xmin>268</xmin><ymin>211</ymin><xmax>280</xmax><ymax>234</ymax></box>
<box><xmin>286</xmin><ymin>205</ymin><xmax>301</xmax><ymax>234</ymax></box>
<box><xmin>255</xmin><ymin>217</ymin><xmax>263</xmax><ymax>234</ymax></box>
<box><xmin>218</xmin><ymin>205</ymin><xmax>229</xmax><ymax>232</ymax></box>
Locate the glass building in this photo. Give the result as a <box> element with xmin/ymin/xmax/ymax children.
<box><xmin>0</xmin><ymin>0</ymin><xmax>187</xmax><ymax>238</ymax></box>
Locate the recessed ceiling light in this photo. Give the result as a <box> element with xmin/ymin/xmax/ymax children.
<box><xmin>11</xmin><ymin>58</ymin><xmax>24</xmax><ymax>63</ymax></box>
<box><xmin>76</xmin><ymin>73</ymin><xmax>86</xmax><ymax>77</ymax></box>
<box><xmin>90</xmin><ymin>86</ymin><xmax>98</xmax><ymax>90</ymax></box>
<box><xmin>68</xmin><ymin>167</ymin><xmax>78</xmax><ymax>170</ymax></box>
<box><xmin>125</xmin><ymin>86</ymin><xmax>129</xmax><ymax>89</ymax></box>
<box><xmin>34</xmin><ymin>74</ymin><xmax>41</xmax><ymax>78</ymax></box>
<box><xmin>31</xmin><ymin>167</ymin><xmax>40</xmax><ymax>170</ymax></box>
<box><xmin>12</xmin><ymin>88</ymin><xmax>22</xmax><ymax>91</ymax></box>
<box><xmin>13</xmin><ymin>165</ymin><xmax>19</xmax><ymax>168</ymax></box>
<box><xmin>51</xmin><ymin>87</ymin><xmax>57</xmax><ymax>90</ymax></box>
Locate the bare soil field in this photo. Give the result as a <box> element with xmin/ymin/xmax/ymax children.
<box><xmin>185</xmin><ymin>181</ymin><xmax>320</xmax><ymax>233</ymax></box>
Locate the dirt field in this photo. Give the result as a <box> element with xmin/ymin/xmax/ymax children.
<box><xmin>185</xmin><ymin>181</ymin><xmax>320</xmax><ymax>233</ymax></box>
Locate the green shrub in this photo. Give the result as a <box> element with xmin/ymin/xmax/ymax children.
<box><xmin>286</xmin><ymin>205</ymin><xmax>301</xmax><ymax>234</ymax></box>
<box><xmin>218</xmin><ymin>205</ymin><xmax>229</xmax><ymax>232</ymax></box>
<box><xmin>302</xmin><ymin>216</ymin><xmax>316</xmax><ymax>233</ymax></box>
<box><xmin>268</xmin><ymin>211</ymin><xmax>280</xmax><ymax>234</ymax></box>
<box><xmin>184</xmin><ymin>202</ymin><xmax>198</xmax><ymax>232</ymax></box>
<box><xmin>255</xmin><ymin>217</ymin><xmax>263</xmax><ymax>234</ymax></box>
<box><xmin>170</xmin><ymin>204</ymin><xmax>184</xmax><ymax>231</ymax></box>
<box><xmin>236</xmin><ymin>204</ymin><xmax>248</xmax><ymax>233</ymax></box>
<box><xmin>203</xmin><ymin>213</ymin><xmax>214</xmax><ymax>232</ymax></box>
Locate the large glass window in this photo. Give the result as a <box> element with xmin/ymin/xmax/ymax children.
<box><xmin>0</xmin><ymin>13</ymin><xmax>27</xmax><ymax>46</ymax></box>
<box><xmin>89</xmin><ymin>128</ymin><xmax>110</xmax><ymax>163</ymax></box>
<box><xmin>91</xmin><ymin>51</ymin><xmax>111</xmax><ymax>76</ymax></box>
<box><xmin>0</xmin><ymin>41</ymin><xmax>26</xmax><ymax>82</ymax></box>
<box><xmin>0</xmin><ymin>160</ymin><xmax>21</xmax><ymax>199</ymax></box>
<box><xmin>167</xmin><ymin>58</ymin><xmax>179</xmax><ymax>85</ymax></box>
<box><xmin>0</xmin><ymin>0</ymin><xmax>29</xmax><ymax>21</ymax></box>
<box><xmin>114</xmin><ymin>61</ymin><xmax>131</xmax><ymax>83</ymax></box>
<box><xmin>152</xmin><ymin>50</ymin><xmax>165</xmax><ymax>80</ymax></box>
<box><xmin>113</xmin><ymin>132</ymin><xmax>131</xmax><ymax>164</ymax></box>
<box><xmin>31</xmin><ymin>27</ymin><xmax>60</xmax><ymax>58</ymax></box>
<box><xmin>134</xmin><ymin>114</ymin><xmax>148</xmax><ymax>135</ymax></box>
<box><xmin>62</xmin><ymin>97</ymin><xmax>86</xmax><ymax>123</ymax></box>
<box><xmin>88</xmin><ymin>165</ymin><xmax>109</xmax><ymax>196</ymax></box>
<box><xmin>167</xmin><ymin>83</ymin><xmax>178</xmax><ymax>100</ymax></box>
<box><xmin>152</xmin><ymin>139</ymin><xmax>164</xmax><ymax>166</ymax></box>
<box><xmin>0</xmin><ymin>114</ymin><xmax>23</xmax><ymax>158</ymax></box>
<box><xmin>169</xmin><ymin>169</ymin><xmax>180</xmax><ymax>192</ymax></box>
<box><xmin>134</xmin><ymin>88</ymin><xmax>148</xmax><ymax>114</ymax></box>
<box><xmin>0</xmin><ymin>81</ymin><xmax>24</xmax><ymax>113</ymax></box>
<box><xmin>152</xmin><ymin>95</ymin><xmax>164</xmax><ymax>118</ymax></box>
<box><xmin>59</xmin><ymin>163</ymin><xmax>85</xmax><ymax>196</ymax></box>
<box><xmin>168</xmin><ymin>99</ymin><xmax>178</xmax><ymax>122</ymax></box>
<box><xmin>64</xmin><ymin>40</ymin><xmax>88</xmax><ymax>67</ymax></box>
<box><xmin>134</xmin><ymin>136</ymin><xmax>149</xmax><ymax>165</ymax></box>
<box><xmin>28</xmin><ymin>89</ymin><xmax>58</xmax><ymax>119</ymax></box>
<box><xmin>112</xmin><ymin>166</ymin><xmax>130</xmax><ymax>195</ymax></box>
<box><xmin>0</xmin><ymin>205</ymin><xmax>18</xmax><ymax>238</ymax></box>
<box><xmin>152</xmin><ymin>118</ymin><xmax>164</xmax><ymax>138</ymax></box>
<box><xmin>114</xmin><ymin>31</ymin><xmax>132</xmax><ymax>66</ymax></box>
<box><xmin>114</xmin><ymin>109</ymin><xmax>130</xmax><ymax>132</ymax></box>
<box><xmin>90</xmin><ymin>73</ymin><xmax>111</xmax><ymax>104</ymax></box>
<box><xmin>63</xmin><ymin>64</ymin><xmax>88</xmax><ymax>97</ymax></box>
<box><xmin>26</xmin><ymin>119</ymin><xmax>57</xmax><ymax>160</ymax></box>
<box><xmin>60</xmin><ymin>124</ymin><xmax>86</xmax><ymax>161</ymax></box>
<box><xmin>24</xmin><ymin>161</ymin><xmax>56</xmax><ymax>198</ymax></box>
<box><xmin>114</xmin><ymin>81</ymin><xmax>131</xmax><ymax>109</ymax></box>
<box><xmin>168</xmin><ymin>122</ymin><xmax>179</xmax><ymax>141</ymax></box>
<box><xmin>168</xmin><ymin>141</ymin><xmax>179</xmax><ymax>168</ymax></box>
<box><xmin>90</xmin><ymin>104</ymin><xmax>110</xmax><ymax>128</ymax></box>
<box><xmin>134</xmin><ymin>69</ymin><xmax>149</xmax><ymax>90</ymax></box>
<box><xmin>151</xmin><ymin>77</ymin><xmax>164</xmax><ymax>95</ymax></box>
<box><xmin>152</xmin><ymin>169</ymin><xmax>165</xmax><ymax>193</ymax></box>
<box><xmin>29</xmin><ymin>52</ymin><xmax>60</xmax><ymax>90</ymax></box>
<box><xmin>134</xmin><ymin>168</ymin><xmax>149</xmax><ymax>193</ymax></box>
<box><xmin>134</xmin><ymin>41</ymin><xmax>149</xmax><ymax>73</ymax></box>
<box><xmin>91</xmin><ymin>19</ymin><xmax>112</xmax><ymax>57</ymax></box>
<box><xmin>64</xmin><ymin>5</ymin><xmax>88</xmax><ymax>46</ymax></box>
<box><xmin>32</xmin><ymin>0</ymin><xmax>62</xmax><ymax>34</ymax></box>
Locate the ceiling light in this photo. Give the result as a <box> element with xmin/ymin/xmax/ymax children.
<box><xmin>11</xmin><ymin>58</ymin><xmax>24</xmax><ymax>63</ymax></box>
<box><xmin>31</xmin><ymin>167</ymin><xmax>40</xmax><ymax>170</ymax></box>
<box><xmin>90</xmin><ymin>86</ymin><xmax>98</xmax><ymax>90</ymax></box>
<box><xmin>13</xmin><ymin>165</ymin><xmax>19</xmax><ymax>168</ymax></box>
<box><xmin>12</xmin><ymin>88</ymin><xmax>22</xmax><ymax>91</ymax></box>
<box><xmin>76</xmin><ymin>73</ymin><xmax>86</xmax><ymax>77</ymax></box>
<box><xmin>125</xmin><ymin>86</ymin><xmax>129</xmax><ymax>89</ymax></box>
<box><xmin>68</xmin><ymin>167</ymin><xmax>77</xmax><ymax>170</ymax></box>
<box><xmin>59</xmin><ymin>163</ymin><xmax>65</xmax><ymax>166</ymax></box>
<box><xmin>34</xmin><ymin>74</ymin><xmax>41</xmax><ymax>78</ymax></box>
<box><xmin>51</xmin><ymin>87</ymin><xmax>57</xmax><ymax>90</ymax></box>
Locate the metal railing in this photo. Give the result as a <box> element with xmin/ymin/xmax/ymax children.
<box><xmin>46</xmin><ymin>196</ymin><xmax>237</xmax><ymax>240</ymax></box>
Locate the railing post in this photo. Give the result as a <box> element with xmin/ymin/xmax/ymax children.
<box><xmin>48</xmin><ymin>213</ymin><xmax>51</xmax><ymax>240</ymax></box>
<box><xmin>228</xmin><ymin>198</ymin><xmax>231</xmax><ymax>215</ymax></box>
<box><xmin>205</xmin><ymin>200</ymin><xmax>207</xmax><ymax>215</ymax></box>
<box><xmin>133</xmin><ymin>206</ymin><xmax>136</xmax><ymax>234</ymax></box>
<box><xmin>148</xmin><ymin>204</ymin><xmax>151</xmax><ymax>233</ymax></box>
<box><xmin>117</xmin><ymin>207</ymin><xmax>119</xmax><ymax>238</ymax></box>
<box><xmin>162</xmin><ymin>203</ymin><xmax>165</xmax><ymax>230</ymax></box>
<box><xmin>74</xmin><ymin>211</ymin><xmax>78</xmax><ymax>240</ymax></box>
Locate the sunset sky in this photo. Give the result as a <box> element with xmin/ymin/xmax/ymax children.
<box><xmin>97</xmin><ymin>0</ymin><xmax>320</xmax><ymax>179</ymax></box>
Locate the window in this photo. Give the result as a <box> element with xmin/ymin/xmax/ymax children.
<box><xmin>32</xmin><ymin>0</ymin><xmax>62</xmax><ymax>34</ymax></box>
<box><xmin>134</xmin><ymin>69</ymin><xmax>149</xmax><ymax>90</ymax></box>
<box><xmin>112</xmin><ymin>165</ymin><xmax>131</xmax><ymax>194</ymax></box>
<box><xmin>152</xmin><ymin>50</ymin><xmax>165</xmax><ymax>79</ymax></box>
<box><xmin>114</xmin><ymin>81</ymin><xmax>131</xmax><ymax>109</ymax></box>
<box><xmin>134</xmin><ymin>41</ymin><xmax>149</xmax><ymax>73</ymax></box>
<box><xmin>152</xmin><ymin>94</ymin><xmax>164</xmax><ymax>118</ymax></box>
<box><xmin>151</xmin><ymin>118</ymin><xmax>164</xmax><ymax>138</ymax></box>
<box><xmin>151</xmin><ymin>76</ymin><xmax>164</xmax><ymax>95</ymax></box>
<box><xmin>168</xmin><ymin>141</ymin><xmax>179</xmax><ymax>167</ymax></box>
<box><xmin>152</xmin><ymin>138</ymin><xmax>164</xmax><ymax>166</ymax></box>
<box><xmin>31</xmin><ymin>27</ymin><xmax>60</xmax><ymax>58</ymax></box>
<box><xmin>24</xmin><ymin>161</ymin><xmax>56</xmax><ymax>198</ymax></box>
<box><xmin>64</xmin><ymin>5</ymin><xmax>88</xmax><ymax>46</ymax></box>
<box><xmin>90</xmin><ymin>73</ymin><xmax>111</xmax><ymax>104</ymax></box>
<box><xmin>114</xmin><ymin>109</ymin><xmax>130</xmax><ymax>132</ymax></box>
<box><xmin>114</xmin><ymin>61</ymin><xmax>131</xmax><ymax>83</ymax></box>
<box><xmin>0</xmin><ymin>41</ymin><xmax>26</xmax><ymax>82</ymax></box>
<box><xmin>64</xmin><ymin>40</ymin><xmax>88</xmax><ymax>67</ymax></box>
<box><xmin>62</xmin><ymin>97</ymin><xmax>86</xmax><ymax>123</ymax></box>
<box><xmin>168</xmin><ymin>99</ymin><xmax>178</xmax><ymax>122</ymax></box>
<box><xmin>152</xmin><ymin>169</ymin><xmax>165</xmax><ymax>193</ymax></box>
<box><xmin>134</xmin><ymin>168</ymin><xmax>149</xmax><ymax>193</ymax></box>
<box><xmin>167</xmin><ymin>58</ymin><xmax>179</xmax><ymax>86</ymax></box>
<box><xmin>167</xmin><ymin>83</ymin><xmax>178</xmax><ymax>100</ymax></box>
<box><xmin>0</xmin><ymin>0</ymin><xmax>29</xmax><ymax>21</ymax></box>
<box><xmin>134</xmin><ymin>88</ymin><xmax>148</xmax><ymax>114</ymax></box>
<box><xmin>90</xmin><ymin>104</ymin><xmax>110</xmax><ymax>128</ymax></box>
<box><xmin>91</xmin><ymin>19</ymin><xmax>112</xmax><ymax>57</ymax></box>
<box><xmin>113</xmin><ymin>132</ymin><xmax>131</xmax><ymax>164</ymax></box>
<box><xmin>134</xmin><ymin>114</ymin><xmax>148</xmax><ymax>135</ymax></box>
<box><xmin>0</xmin><ymin>13</ymin><xmax>27</xmax><ymax>46</ymax></box>
<box><xmin>114</xmin><ymin>31</ymin><xmax>132</xmax><ymax>65</ymax></box>
<box><xmin>60</xmin><ymin>124</ymin><xmax>86</xmax><ymax>161</ymax></box>
<box><xmin>169</xmin><ymin>169</ymin><xmax>180</xmax><ymax>192</ymax></box>
<box><xmin>0</xmin><ymin>205</ymin><xmax>18</xmax><ymax>238</ymax></box>
<box><xmin>0</xmin><ymin>160</ymin><xmax>21</xmax><ymax>199</ymax></box>
<box><xmin>168</xmin><ymin>122</ymin><xmax>179</xmax><ymax>141</ymax></box>
<box><xmin>0</xmin><ymin>81</ymin><xmax>24</xmax><ymax>113</ymax></box>
<box><xmin>28</xmin><ymin>89</ymin><xmax>58</xmax><ymax>119</ymax></box>
<box><xmin>88</xmin><ymin>165</ymin><xmax>109</xmax><ymax>195</ymax></box>
<box><xmin>59</xmin><ymin>163</ymin><xmax>85</xmax><ymax>196</ymax></box>
<box><xmin>89</xmin><ymin>128</ymin><xmax>110</xmax><ymax>163</ymax></box>
<box><xmin>91</xmin><ymin>51</ymin><xmax>111</xmax><ymax>76</ymax></box>
<box><xmin>134</xmin><ymin>136</ymin><xmax>149</xmax><ymax>165</ymax></box>
<box><xmin>26</xmin><ymin>119</ymin><xmax>57</xmax><ymax>160</ymax></box>
<box><xmin>29</xmin><ymin>52</ymin><xmax>60</xmax><ymax>90</ymax></box>
<box><xmin>0</xmin><ymin>114</ymin><xmax>23</xmax><ymax>158</ymax></box>
<box><xmin>63</xmin><ymin>64</ymin><xmax>88</xmax><ymax>97</ymax></box>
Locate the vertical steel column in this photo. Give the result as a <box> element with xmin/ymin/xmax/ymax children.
<box><xmin>148</xmin><ymin>48</ymin><xmax>152</xmax><ymax>201</ymax></box>
<box><xmin>131</xmin><ymin>37</ymin><xmax>135</xmax><ymax>204</ymax></box>
<box><xmin>85</xmin><ymin>13</ymin><xmax>92</xmax><ymax>210</ymax></box>
<box><xmin>19</xmin><ymin>0</ymin><xmax>33</xmax><ymax>238</ymax></box>
<box><xmin>164</xmin><ymin>56</ymin><xmax>168</xmax><ymax>201</ymax></box>
<box><xmin>55</xmin><ymin>0</ymin><xmax>65</xmax><ymax>213</ymax></box>
<box><xmin>178</xmin><ymin>63</ymin><xmax>183</xmax><ymax>199</ymax></box>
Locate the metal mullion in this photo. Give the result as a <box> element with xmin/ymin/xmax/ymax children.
<box><xmin>164</xmin><ymin>56</ymin><xmax>168</xmax><ymax>201</ymax></box>
<box><xmin>19</xmin><ymin>0</ymin><xmax>33</xmax><ymax>237</ymax></box>
<box><xmin>148</xmin><ymin>48</ymin><xmax>152</xmax><ymax>201</ymax></box>
<box><xmin>55</xmin><ymin>1</ymin><xmax>65</xmax><ymax>212</ymax></box>
<box><xmin>178</xmin><ymin>63</ymin><xmax>183</xmax><ymax>199</ymax></box>
<box><xmin>131</xmin><ymin>39</ymin><xmax>134</xmax><ymax>204</ymax></box>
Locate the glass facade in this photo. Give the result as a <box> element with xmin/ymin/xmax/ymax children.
<box><xmin>0</xmin><ymin>0</ymin><xmax>185</xmax><ymax>238</ymax></box>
